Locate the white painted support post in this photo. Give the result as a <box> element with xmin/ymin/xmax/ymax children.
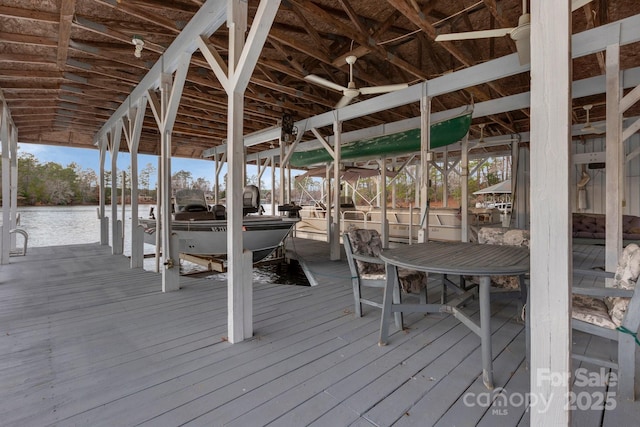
<box><xmin>460</xmin><ymin>134</ymin><xmax>469</xmax><ymax>242</ymax></box>
<box><xmin>287</xmin><ymin>165</ymin><xmax>292</xmax><ymax>206</ymax></box>
<box><xmin>9</xmin><ymin>125</ymin><xmax>17</xmax><ymax>251</ymax></box>
<box><xmin>391</xmin><ymin>158</ymin><xmax>396</xmax><ymax>209</ymax></box>
<box><xmin>155</xmin><ymin>157</ymin><xmax>161</xmax><ymax>272</ymax></box>
<box><xmin>198</xmin><ymin>0</ymin><xmax>281</xmax><ymax>342</ymax></box>
<box><xmin>414</xmin><ymin>163</ymin><xmax>420</xmax><ymax>208</ymax></box>
<box><xmin>108</xmin><ymin>124</ymin><xmax>123</xmax><ymax>255</ymax></box>
<box><xmin>279</xmin><ymin>138</ymin><xmax>286</xmax><ymax>205</ymax></box>
<box><xmin>443</xmin><ymin>149</ymin><xmax>449</xmax><ymax>208</ymax></box>
<box><xmin>605</xmin><ymin>43</ymin><xmax>624</xmax><ymax>274</ymax></box>
<box><xmin>271</xmin><ymin>153</ymin><xmax>276</xmax><ymax>215</ymax></box>
<box><xmin>331</xmin><ymin>119</ymin><xmax>342</xmax><ymax>260</ymax></box>
<box><xmin>325</xmin><ymin>164</ymin><xmax>332</xmax><ymax>243</ymax></box>
<box><xmin>122</xmin><ymin>97</ymin><xmax>147</xmax><ymax>269</ymax></box>
<box><xmin>121</xmin><ymin>170</ymin><xmax>126</xmax><ymax>254</ymax></box>
<box><xmin>510</xmin><ymin>140</ymin><xmax>520</xmax><ymax>229</ymax></box>
<box><xmin>214</xmin><ymin>151</ymin><xmax>220</xmax><ymax>204</ymax></box>
<box><xmin>530</xmin><ymin>1</ymin><xmax>572</xmax><ymax>424</ymax></box>
<box><xmin>380</xmin><ymin>157</ymin><xmax>389</xmax><ymax>248</ymax></box>
<box><xmin>419</xmin><ymin>93</ymin><xmax>431</xmax><ymax>243</ymax></box>
<box><xmin>1</xmin><ymin>102</ymin><xmax>10</xmax><ymax>264</ymax></box>
<box><xmin>147</xmin><ymin>52</ymin><xmax>191</xmax><ymax>292</ymax></box>
<box><xmin>98</xmin><ymin>139</ymin><xmax>109</xmax><ymax>245</ymax></box>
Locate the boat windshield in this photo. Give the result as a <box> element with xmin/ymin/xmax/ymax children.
<box><xmin>174</xmin><ymin>189</ymin><xmax>207</xmax><ymax>211</ymax></box>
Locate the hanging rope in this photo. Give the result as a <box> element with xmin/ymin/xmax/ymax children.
<box><xmin>617</xmin><ymin>326</ymin><xmax>640</xmax><ymax>346</ymax></box>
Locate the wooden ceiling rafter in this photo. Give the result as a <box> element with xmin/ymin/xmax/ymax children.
<box><xmin>1</xmin><ymin>0</ymin><xmax>638</xmax><ymax>161</ymax></box>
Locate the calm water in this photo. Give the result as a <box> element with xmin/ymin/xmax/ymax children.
<box><xmin>15</xmin><ymin>205</ymin><xmax>154</xmax><ymax>249</ymax></box>
<box><xmin>13</xmin><ymin>205</ymin><xmax>308</xmax><ymax>284</ymax></box>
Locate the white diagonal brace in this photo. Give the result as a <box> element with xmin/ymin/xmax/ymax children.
<box><xmin>620</xmin><ymin>83</ymin><xmax>640</xmax><ymax>113</ymax></box>
<box><xmin>231</xmin><ymin>0</ymin><xmax>281</xmax><ymax>92</ymax></box>
<box><xmin>281</xmin><ymin>131</ymin><xmax>303</xmax><ymax>166</ymax></box>
<box><xmin>197</xmin><ymin>35</ymin><xmax>230</xmax><ymax>92</ymax></box>
<box><xmin>623</xmin><ymin>116</ymin><xmax>640</xmax><ymax>142</ymax></box>
<box><xmin>163</xmin><ymin>53</ymin><xmax>192</xmax><ymax>132</ymax></box>
<box><xmin>310</xmin><ymin>127</ymin><xmax>335</xmax><ymax>160</ymax></box>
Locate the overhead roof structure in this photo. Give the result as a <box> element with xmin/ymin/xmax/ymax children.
<box><xmin>2</xmin><ymin>1</ymin><xmax>640</xmax><ymax>164</ymax></box>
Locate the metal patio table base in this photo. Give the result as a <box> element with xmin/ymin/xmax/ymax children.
<box><xmin>378</xmin><ymin>241</ymin><xmax>529</xmax><ymax>390</ymax></box>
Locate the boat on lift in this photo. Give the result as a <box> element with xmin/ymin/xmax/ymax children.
<box><xmin>139</xmin><ymin>186</ymin><xmax>299</xmax><ymax>262</ymax></box>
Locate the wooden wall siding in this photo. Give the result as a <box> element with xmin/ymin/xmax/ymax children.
<box><xmin>572</xmin><ymin>133</ymin><xmax>640</xmax><ymax>215</ymax></box>
<box><xmin>1</xmin><ymin>240</ymin><xmax>638</xmax><ymax>426</ymax></box>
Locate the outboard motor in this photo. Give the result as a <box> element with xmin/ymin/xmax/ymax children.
<box><xmin>243</xmin><ymin>185</ymin><xmax>261</xmax><ymax>215</ymax></box>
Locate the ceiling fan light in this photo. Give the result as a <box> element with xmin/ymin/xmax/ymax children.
<box><xmin>510</xmin><ymin>13</ymin><xmax>530</xmax><ymax>65</ymax></box>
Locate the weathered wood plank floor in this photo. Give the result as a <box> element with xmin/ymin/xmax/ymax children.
<box><xmin>0</xmin><ymin>239</ymin><xmax>638</xmax><ymax>426</ymax></box>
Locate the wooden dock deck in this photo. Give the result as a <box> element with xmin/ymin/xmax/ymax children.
<box><xmin>1</xmin><ymin>239</ymin><xmax>639</xmax><ymax>426</ymax></box>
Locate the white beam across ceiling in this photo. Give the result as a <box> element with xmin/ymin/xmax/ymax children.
<box><xmin>246</xmin><ymin>66</ymin><xmax>640</xmax><ymax>162</ymax></box>
<box><xmin>232</xmin><ymin>13</ymin><xmax>640</xmax><ymax>151</ymax></box>
<box><xmin>94</xmin><ymin>0</ymin><xmax>227</xmax><ymax>143</ymax></box>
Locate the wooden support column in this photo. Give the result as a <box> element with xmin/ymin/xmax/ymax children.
<box><xmin>98</xmin><ymin>138</ymin><xmax>109</xmax><ymax>245</ymax></box>
<box><xmin>123</xmin><ymin>97</ymin><xmax>148</xmax><ymax>268</ymax></box>
<box><xmin>530</xmin><ymin>1</ymin><xmax>572</xmax><ymax>424</ymax></box>
<box><xmin>460</xmin><ymin>134</ymin><xmax>469</xmax><ymax>242</ymax></box>
<box><xmin>214</xmin><ymin>152</ymin><xmax>220</xmax><ymax>204</ymax></box>
<box><xmin>10</xmin><ymin>132</ymin><xmax>17</xmax><ymax>255</ymax></box>
<box><xmin>391</xmin><ymin>158</ymin><xmax>397</xmax><ymax>209</ymax></box>
<box><xmin>107</xmin><ymin>124</ymin><xmax>123</xmax><ymax>255</ymax></box>
<box><xmin>443</xmin><ymin>149</ymin><xmax>449</xmax><ymax>208</ymax></box>
<box><xmin>148</xmin><ymin>52</ymin><xmax>191</xmax><ymax>292</ymax></box>
<box><xmin>279</xmin><ymin>138</ymin><xmax>286</xmax><ymax>205</ymax></box>
<box><xmin>419</xmin><ymin>90</ymin><xmax>431</xmax><ymax>243</ymax></box>
<box><xmin>331</xmin><ymin>119</ymin><xmax>342</xmax><ymax>260</ymax></box>
<box><xmin>1</xmin><ymin>102</ymin><xmax>11</xmax><ymax>264</ymax></box>
<box><xmin>605</xmin><ymin>42</ymin><xmax>624</xmax><ymax>274</ymax></box>
<box><xmin>214</xmin><ymin>150</ymin><xmax>227</xmax><ymax>205</ymax></box>
<box><xmin>325</xmin><ymin>163</ymin><xmax>332</xmax><ymax>242</ymax></box>
<box><xmin>198</xmin><ymin>0</ymin><xmax>281</xmax><ymax>342</ymax></box>
<box><xmin>380</xmin><ymin>157</ymin><xmax>389</xmax><ymax>247</ymax></box>
<box><xmin>271</xmin><ymin>153</ymin><xmax>276</xmax><ymax>215</ymax></box>
<box><xmin>9</xmin><ymin>125</ymin><xmax>17</xmax><ymax>250</ymax></box>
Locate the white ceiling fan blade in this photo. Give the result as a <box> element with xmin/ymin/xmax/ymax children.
<box><xmin>572</xmin><ymin>0</ymin><xmax>594</xmax><ymax>12</ymax></box>
<box><xmin>435</xmin><ymin>27</ymin><xmax>514</xmax><ymax>42</ymax></box>
<box><xmin>335</xmin><ymin>95</ymin><xmax>353</xmax><ymax>109</ymax></box>
<box><xmin>304</xmin><ymin>74</ymin><xmax>348</xmax><ymax>93</ymax></box>
<box><xmin>581</xmin><ymin>124</ymin><xmax>605</xmax><ymax>135</ymax></box>
<box><xmin>359</xmin><ymin>83</ymin><xmax>409</xmax><ymax>95</ymax></box>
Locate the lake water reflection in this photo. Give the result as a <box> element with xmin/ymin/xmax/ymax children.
<box><xmin>16</xmin><ymin>204</ymin><xmax>155</xmax><ymax>250</ymax></box>
<box><xmin>14</xmin><ymin>205</ymin><xmax>308</xmax><ymax>285</ymax></box>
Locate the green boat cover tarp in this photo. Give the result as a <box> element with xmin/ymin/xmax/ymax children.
<box><xmin>290</xmin><ymin>112</ymin><xmax>472</xmax><ymax>167</ymax></box>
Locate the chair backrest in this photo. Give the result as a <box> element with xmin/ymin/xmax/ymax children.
<box><xmin>243</xmin><ymin>185</ymin><xmax>261</xmax><ymax>215</ymax></box>
<box><xmin>478</xmin><ymin>227</ymin><xmax>530</xmax><ymax>248</ymax></box>
<box><xmin>212</xmin><ymin>204</ymin><xmax>226</xmax><ymax>220</ymax></box>
<box><xmin>606</xmin><ymin>243</ymin><xmax>640</xmax><ymax>327</ymax></box>
<box><xmin>345</xmin><ymin>228</ymin><xmax>385</xmax><ymax>276</ymax></box>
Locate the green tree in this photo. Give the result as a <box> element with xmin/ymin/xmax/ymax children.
<box><xmin>172</xmin><ymin>170</ymin><xmax>193</xmax><ymax>189</ymax></box>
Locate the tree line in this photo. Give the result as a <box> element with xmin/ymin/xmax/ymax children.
<box><xmin>2</xmin><ymin>152</ymin><xmax>508</xmax><ymax>207</ymax></box>
<box><xmin>1</xmin><ymin>153</ymin><xmax>210</xmax><ymax>206</ymax></box>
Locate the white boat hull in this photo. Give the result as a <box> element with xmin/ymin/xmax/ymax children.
<box><xmin>140</xmin><ymin>216</ymin><xmax>297</xmax><ymax>262</ymax></box>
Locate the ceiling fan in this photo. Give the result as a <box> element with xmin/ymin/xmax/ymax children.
<box><xmin>434</xmin><ymin>0</ymin><xmax>595</xmax><ymax>65</ymax></box>
<box><xmin>304</xmin><ymin>55</ymin><xmax>409</xmax><ymax>108</ymax></box>
<box><xmin>580</xmin><ymin>104</ymin><xmax>605</xmax><ymax>135</ymax></box>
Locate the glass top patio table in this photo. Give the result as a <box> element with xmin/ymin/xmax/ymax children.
<box><xmin>379</xmin><ymin>241</ymin><xmax>530</xmax><ymax>389</ymax></box>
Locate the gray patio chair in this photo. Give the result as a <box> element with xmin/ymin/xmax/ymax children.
<box><xmin>343</xmin><ymin>228</ymin><xmax>428</xmax><ymax>326</ymax></box>
<box><xmin>461</xmin><ymin>227</ymin><xmax>529</xmax><ymax>310</ymax></box>
<box><xmin>572</xmin><ymin>243</ymin><xmax>640</xmax><ymax>400</ymax></box>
